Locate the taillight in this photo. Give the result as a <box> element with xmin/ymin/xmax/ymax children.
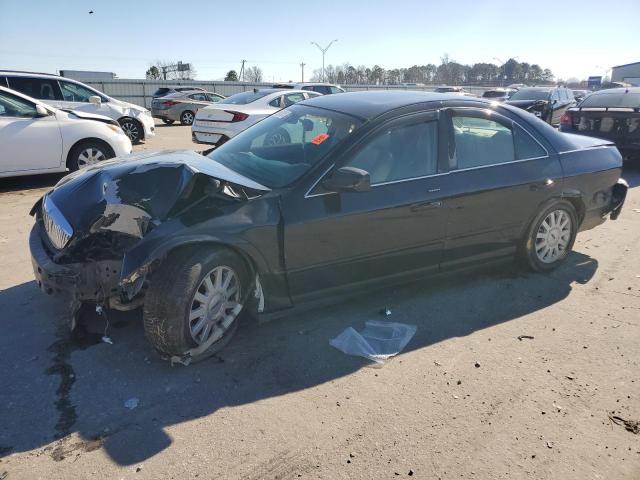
<box><xmin>560</xmin><ymin>112</ymin><xmax>571</xmax><ymax>125</ymax></box>
<box><xmin>225</xmin><ymin>110</ymin><xmax>249</xmax><ymax>122</ymax></box>
<box><xmin>162</xmin><ymin>100</ymin><xmax>179</xmax><ymax>106</ymax></box>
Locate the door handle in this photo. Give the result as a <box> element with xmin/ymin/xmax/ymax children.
<box><xmin>411</xmin><ymin>201</ymin><xmax>442</xmax><ymax>212</ymax></box>
<box><xmin>530</xmin><ymin>178</ymin><xmax>554</xmax><ymax>191</ymax></box>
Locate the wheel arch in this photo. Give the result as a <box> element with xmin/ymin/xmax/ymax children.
<box><xmin>518</xmin><ymin>193</ymin><xmax>584</xmax><ymax>245</ymax></box>
<box><xmin>65</xmin><ymin>137</ymin><xmax>115</xmax><ymax>169</ymax></box>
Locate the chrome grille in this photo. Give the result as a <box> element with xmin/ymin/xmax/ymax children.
<box><xmin>42</xmin><ymin>196</ymin><xmax>73</xmax><ymax>250</ymax></box>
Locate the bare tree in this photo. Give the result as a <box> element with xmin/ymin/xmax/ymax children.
<box><xmin>149</xmin><ymin>60</ymin><xmax>197</xmax><ymax>80</ymax></box>
<box><xmin>245</xmin><ymin>66</ymin><xmax>263</xmax><ymax>83</ymax></box>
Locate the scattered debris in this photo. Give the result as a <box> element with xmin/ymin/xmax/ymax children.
<box><xmin>136</xmin><ymin>465</ymin><xmax>143</xmax><ymax>472</ymax></box>
<box><xmin>565</xmin><ymin>375</ymin><xmax>575</xmax><ymax>381</ymax></box>
<box><xmin>0</xmin><ymin>472</ymin><xmax>8</xmax><ymax>480</ymax></box>
<box><xmin>124</xmin><ymin>398</ymin><xmax>140</xmax><ymax>410</ymax></box>
<box><xmin>546</xmin><ymin>441</ymin><xmax>554</xmax><ymax>449</ymax></box>
<box><xmin>517</xmin><ymin>335</ymin><xmax>534</xmax><ymax>341</ymax></box>
<box><xmin>553</xmin><ymin>402</ymin><xmax>563</xmax><ymax>412</ymax></box>
<box><xmin>632</xmin><ymin>209</ymin><xmax>640</xmax><ymax>213</ymax></box>
<box><xmin>330</xmin><ymin>321</ymin><xmax>416</xmax><ymax>364</ymax></box>
<box><xmin>609</xmin><ymin>414</ymin><xmax>639</xmax><ymax>434</ymax></box>
<box><xmin>474</xmin><ymin>362</ymin><xmax>481</xmax><ymax>368</ymax></box>
<box><xmin>380</xmin><ymin>307</ymin><xmax>392</xmax><ymax>316</ymax></box>
<box><xmin>434</xmin><ymin>361</ymin><xmax>442</xmax><ymax>366</ymax></box>
<box><xmin>101</xmin><ymin>336</ymin><xmax>113</xmax><ymax>345</ymax></box>
<box><xmin>408</xmin><ymin>470</ymin><xmax>414</xmax><ymax>476</ymax></box>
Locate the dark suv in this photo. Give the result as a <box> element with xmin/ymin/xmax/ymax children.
<box><xmin>506</xmin><ymin>87</ymin><xmax>575</xmax><ymax>125</ymax></box>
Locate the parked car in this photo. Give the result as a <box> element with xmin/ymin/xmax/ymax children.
<box><xmin>433</xmin><ymin>86</ymin><xmax>472</xmax><ymax>95</ymax></box>
<box><xmin>572</xmin><ymin>89</ymin><xmax>590</xmax><ymax>102</ymax></box>
<box><xmin>0</xmin><ymin>70</ymin><xmax>155</xmax><ymax>144</ymax></box>
<box><xmin>272</xmin><ymin>83</ymin><xmax>345</xmax><ymax>94</ymax></box>
<box><xmin>152</xmin><ymin>86</ymin><xmax>206</xmax><ymax>98</ymax></box>
<box><xmin>152</xmin><ymin>90</ymin><xmax>225</xmax><ymax>125</ymax></box>
<box><xmin>560</xmin><ymin>87</ymin><xmax>640</xmax><ymax>160</ymax></box>
<box><xmin>507</xmin><ymin>83</ymin><xmax>526</xmax><ymax>90</ymax></box>
<box><xmin>29</xmin><ymin>91</ymin><xmax>627</xmax><ymax>363</ymax></box>
<box><xmin>481</xmin><ymin>88</ymin><xmax>516</xmax><ymax>102</ymax></box>
<box><xmin>0</xmin><ymin>86</ymin><xmax>131</xmax><ymax>178</ymax></box>
<box><xmin>505</xmin><ymin>86</ymin><xmax>575</xmax><ymax>125</ymax></box>
<box><xmin>192</xmin><ymin>88</ymin><xmax>320</xmax><ymax>147</ymax></box>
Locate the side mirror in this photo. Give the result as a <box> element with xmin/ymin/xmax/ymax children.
<box><xmin>35</xmin><ymin>105</ymin><xmax>50</xmax><ymax>117</ymax></box>
<box><xmin>322</xmin><ymin>167</ymin><xmax>370</xmax><ymax>193</ymax></box>
<box><xmin>89</xmin><ymin>95</ymin><xmax>102</xmax><ymax>105</ymax></box>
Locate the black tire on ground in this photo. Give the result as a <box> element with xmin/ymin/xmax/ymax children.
<box><xmin>263</xmin><ymin>128</ymin><xmax>291</xmax><ymax>146</ymax></box>
<box><xmin>143</xmin><ymin>247</ymin><xmax>251</xmax><ymax>362</ymax></box>
<box><xmin>162</xmin><ymin>118</ymin><xmax>175</xmax><ymax>125</ymax></box>
<box><xmin>180</xmin><ymin>110</ymin><xmax>195</xmax><ymax>126</ymax></box>
<box><xmin>520</xmin><ymin>200</ymin><xmax>578</xmax><ymax>272</ymax></box>
<box><xmin>118</xmin><ymin>117</ymin><xmax>143</xmax><ymax>144</ymax></box>
<box><xmin>67</xmin><ymin>140</ymin><xmax>115</xmax><ymax>171</ymax></box>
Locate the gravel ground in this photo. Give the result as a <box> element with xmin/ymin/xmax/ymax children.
<box><xmin>0</xmin><ymin>123</ymin><xmax>638</xmax><ymax>479</ymax></box>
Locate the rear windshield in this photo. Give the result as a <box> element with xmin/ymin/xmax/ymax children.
<box><xmin>153</xmin><ymin>88</ymin><xmax>170</xmax><ymax>96</ymax></box>
<box><xmin>435</xmin><ymin>87</ymin><xmax>457</xmax><ymax>93</ymax></box>
<box><xmin>509</xmin><ymin>89</ymin><xmax>550</xmax><ymax>101</ymax></box>
<box><xmin>482</xmin><ymin>91</ymin><xmax>508</xmax><ymax>98</ymax></box>
<box><xmin>579</xmin><ymin>91</ymin><xmax>640</xmax><ymax>108</ymax></box>
<box><xmin>219</xmin><ymin>90</ymin><xmax>275</xmax><ymax>105</ymax></box>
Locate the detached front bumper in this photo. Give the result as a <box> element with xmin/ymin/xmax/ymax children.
<box><xmin>29</xmin><ymin>224</ymin><xmax>123</xmax><ymax>303</ymax></box>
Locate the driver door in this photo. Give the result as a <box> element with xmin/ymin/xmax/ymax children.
<box><xmin>0</xmin><ymin>90</ymin><xmax>63</xmax><ymax>174</ymax></box>
<box><xmin>282</xmin><ymin>111</ymin><xmax>449</xmax><ymax>301</ymax></box>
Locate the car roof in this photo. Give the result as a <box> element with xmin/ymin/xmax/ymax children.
<box><xmin>300</xmin><ymin>90</ymin><xmax>481</xmax><ymax>120</ymax></box>
<box><xmin>589</xmin><ymin>87</ymin><xmax>640</xmax><ymax>95</ymax></box>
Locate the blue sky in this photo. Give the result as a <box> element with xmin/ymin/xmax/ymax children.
<box><xmin>1</xmin><ymin>0</ymin><xmax>638</xmax><ymax>82</ymax></box>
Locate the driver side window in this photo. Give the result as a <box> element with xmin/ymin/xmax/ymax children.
<box><xmin>345</xmin><ymin>120</ymin><xmax>438</xmax><ymax>185</ymax></box>
<box><xmin>59</xmin><ymin>81</ymin><xmax>99</xmax><ymax>102</ymax></box>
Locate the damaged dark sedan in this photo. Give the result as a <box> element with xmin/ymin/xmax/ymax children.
<box><xmin>506</xmin><ymin>86</ymin><xmax>575</xmax><ymax>125</ymax></box>
<box><xmin>29</xmin><ymin>91</ymin><xmax>628</xmax><ymax>363</ymax></box>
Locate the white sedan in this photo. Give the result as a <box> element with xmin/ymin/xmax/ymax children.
<box><xmin>192</xmin><ymin>89</ymin><xmax>319</xmax><ymax>147</ymax></box>
<box><xmin>0</xmin><ymin>86</ymin><xmax>132</xmax><ymax>178</ymax></box>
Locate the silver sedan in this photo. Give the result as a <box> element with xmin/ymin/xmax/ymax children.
<box><xmin>151</xmin><ymin>90</ymin><xmax>225</xmax><ymax>125</ymax></box>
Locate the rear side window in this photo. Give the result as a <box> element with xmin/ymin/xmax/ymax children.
<box><xmin>513</xmin><ymin>125</ymin><xmax>547</xmax><ymax>159</ymax></box>
<box><xmin>283</xmin><ymin>93</ymin><xmax>305</xmax><ymax>107</ymax></box>
<box><xmin>0</xmin><ymin>76</ymin><xmax>7</xmax><ymax>87</ymax></box>
<box><xmin>188</xmin><ymin>93</ymin><xmax>208</xmax><ymax>101</ymax></box>
<box><xmin>330</xmin><ymin>86</ymin><xmax>344</xmax><ymax>94</ymax></box>
<box><xmin>154</xmin><ymin>88</ymin><xmax>170</xmax><ymax>97</ymax></box>
<box><xmin>452</xmin><ymin>115</ymin><xmax>514</xmax><ymax>168</ymax></box>
<box><xmin>7</xmin><ymin>77</ymin><xmax>62</xmax><ymax>100</ymax></box>
<box><xmin>346</xmin><ymin>120</ymin><xmax>438</xmax><ymax>184</ymax></box>
<box><xmin>59</xmin><ymin>81</ymin><xmax>100</xmax><ymax>102</ymax></box>
<box><xmin>580</xmin><ymin>92</ymin><xmax>640</xmax><ymax>108</ymax></box>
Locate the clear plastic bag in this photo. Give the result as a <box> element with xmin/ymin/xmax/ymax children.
<box><xmin>329</xmin><ymin>320</ymin><xmax>417</xmax><ymax>363</ymax></box>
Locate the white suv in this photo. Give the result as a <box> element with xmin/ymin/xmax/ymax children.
<box><xmin>0</xmin><ymin>71</ymin><xmax>155</xmax><ymax>144</ymax></box>
<box><xmin>272</xmin><ymin>83</ymin><xmax>345</xmax><ymax>95</ymax></box>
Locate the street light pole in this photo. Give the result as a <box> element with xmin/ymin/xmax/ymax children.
<box><xmin>311</xmin><ymin>40</ymin><xmax>338</xmax><ymax>82</ymax></box>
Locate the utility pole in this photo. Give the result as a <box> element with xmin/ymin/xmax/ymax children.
<box><xmin>300</xmin><ymin>62</ymin><xmax>306</xmax><ymax>83</ymax></box>
<box><xmin>311</xmin><ymin>40</ymin><xmax>338</xmax><ymax>82</ymax></box>
<box><xmin>239</xmin><ymin>60</ymin><xmax>246</xmax><ymax>82</ymax></box>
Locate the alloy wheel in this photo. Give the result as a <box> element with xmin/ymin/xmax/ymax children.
<box><xmin>189</xmin><ymin>266</ymin><xmax>241</xmax><ymax>345</ymax></box>
<box><xmin>535</xmin><ymin>209</ymin><xmax>572</xmax><ymax>263</ymax></box>
<box><xmin>181</xmin><ymin>112</ymin><xmax>194</xmax><ymax>125</ymax></box>
<box><xmin>121</xmin><ymin>120</ymin><xmax>140</xmax><ymax>142</ymax></box>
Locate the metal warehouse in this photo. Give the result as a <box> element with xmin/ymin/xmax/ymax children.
<box><xmin>611</xmin><ymin>61</ymin><xmax>640</xmax><ymax>86</ymax></box>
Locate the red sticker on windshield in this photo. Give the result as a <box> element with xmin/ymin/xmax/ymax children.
<box><xmin>311</xmin><ymin>133</ymin><xmax>329</xmax><ymax>145</ymax></box>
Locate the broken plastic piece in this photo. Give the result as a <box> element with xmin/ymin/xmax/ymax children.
<box><xmin>101</xmin><ymin>336</ymin><xmax>113</xmax><ymax>345</ymax></box>
<box><xmin>380</xmin><ymin>307</ymin><xmax>392</xmax><ymax>316</ymax></box>
<box><xmin>124</xmin><ymin>397</ymin><xmax>139</xmax><ymax>410</ymax></box>
<box><xmin>329</xmin><ymin>321</ymin><xmax>417</xmax><ymax>364</ymax></box>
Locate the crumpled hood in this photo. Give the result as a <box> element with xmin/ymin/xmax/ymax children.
<box><xmin>506</xmin><ymin>99</ymin><xmax>549</xmax><ymax>110</ymax></box>
<box><xmin>39</xmin><ymin>150</ymin><xmax>269</xmax><ymax>240</ymax></box>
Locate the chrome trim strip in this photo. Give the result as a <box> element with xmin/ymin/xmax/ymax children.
<box><xmin>558</xmin><ymin>145</ymin><xmax>612</xmax><ymax>155</ymax></box>
<box><xmin>304</xmin><ymin>163</ymin><xmax>336</xmax><ymax>198</ymax></box>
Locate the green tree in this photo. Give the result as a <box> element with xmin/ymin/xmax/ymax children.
<box><xmin>145</xmin><ymin>66</ymin><xmax>161</xmax><ymax>80</ymax></box>
<box><xmin>224</xmin><ymin>70</ymin><xmax>238</xmax><ymax>81</ymax></box>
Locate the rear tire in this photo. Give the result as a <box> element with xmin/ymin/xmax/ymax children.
<box><xmin>143</xmin><ymin>247</ymin><xmax>250</xmax><ymax>363</ymax></box>
<box><xmin>67</xmin><ymin>140</ymin><xmax>115</xmax><ymax>171</ymax></box>
<box><xmin>180</xmin><ymin>110</ymin><xmax>195</xmax><ymax>126</ymax></box>
<box><xmin>521</xmin><ymin>200</ymin><xmax>578</xmax><ymax>272</ymax></box>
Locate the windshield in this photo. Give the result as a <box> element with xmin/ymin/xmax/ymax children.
<box><xmin>509</xmin><ymin>89</ymin><xmax>550</xmax><ymax>101</ymax></box>
<box><xmin>219</xmin><ymin>90</ymin><xmax>277</xmax><ymax>105</ymax></box>
<box><xmin>435</xmin><ymin>87</ymin><xmax>458</xmax><ymax>92</ymax></box>
<box><xmin>207</xmin><ymin>104</ymin><xmax>361</xmax><ymax>188</ymax></box>
<box><xmin>579</xmin><ymin>91</ymin><xmax>640</xmax><ymax>108</ymax></box>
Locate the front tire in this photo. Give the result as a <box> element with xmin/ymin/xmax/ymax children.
<box><xmin>180</xmin><ymin>110</ymin><xmax>195</xmax><ymax>126</ymax></box>
<box><xmin>521</xmin><ymin>200</ymin><xmax>578</xmax><ymax>272</ymax></box>
<box><xmin>118</xmin><ymin>117</ymin><xmax>143</xmax><ymax>144</ymax></box>
<box><xmin>143</xmin><ymin>247</ymin><xmax>250</xmax><ymax>363</ymax></box>
<box><xmin>67</xmin><ymin>140</ymin><xmax>115</xmax><ymax>171</ymax></box>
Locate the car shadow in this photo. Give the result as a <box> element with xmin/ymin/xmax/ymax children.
<box><xmin>0</xmin><ymin>253</ymin><xmax>598</xmax><ymax>465</ymax></box>
<box><xmin>0</xmin><ymin>173</ymin><xmax>64</xmax><ymax>194</ymax></box>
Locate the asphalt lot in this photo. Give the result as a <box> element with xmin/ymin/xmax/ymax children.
<box><xmin>0</xmin><ymin>122</ymin><xmax>639</xmax><ymax>479</ymax></box>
